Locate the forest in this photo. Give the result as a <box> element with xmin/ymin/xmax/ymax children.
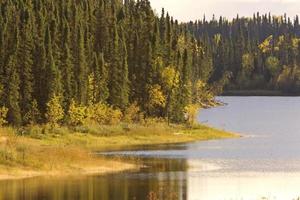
<box><xmin>188</xmin><ymin>13</ymin><xmax>300</xmax><ymax>94</ymax></box>
<box><xmin>0</xmin><ymin>0</ymin><xmax>299</xmax><ymax>127</ymax></box>
<box><xmin>0</xmin><ymin>0</ymin><xmax>219</xmax><ymax>126</ymax></box>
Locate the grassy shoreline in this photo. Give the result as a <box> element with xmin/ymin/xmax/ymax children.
<box><xmin>0</xmin><ymin>123</ymin><xmax>238</xmax><ymax>180</ymax></box>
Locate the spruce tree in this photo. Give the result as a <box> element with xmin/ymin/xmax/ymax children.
<box><xmin>18</xmin><ymin>22</ymin><xmax>34</xmax><ymax>124</ymax></box>
<box><xmin>76</xmin><ymin>24</ymin><xmax>88</xmax><ymax>105</ymax></box>
<box><xmin>5</xmin><ymin>53</ymin><xmax>22</xmax><ymax>126</ymax></box>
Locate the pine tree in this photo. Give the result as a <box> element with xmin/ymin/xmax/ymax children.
<box><xmin>75</xmin><ymin>24</ymin><xmax>88</xmax><ymax>105</ymax></box>
<box><xmin>45</xmin><ymin>26</ymin><xmax>62</xmax><ymax>102</ymax></box>
<box><xmin>108</xmin><ymin>19</ymin><xmax>129</xmax><ymax>109</ymax></box>
<box><xmin>61</xmin><ymin>21</ymin><xmax>74</xmax><ymax>108</ymax></box>
<box><xmin>18</xmin><ymin>22</ymin><xmax>34</xmax><ymax>124</ymax></box>
<box><xmin>91</xmin><ymin>53</ymin><xmax>109</xmax><ymax>104</ymax></box>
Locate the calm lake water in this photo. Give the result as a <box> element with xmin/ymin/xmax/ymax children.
<box><xmin>2</xmin><ymin>97</ymin><xmax>300</xmax><ymax>200</ymax></box>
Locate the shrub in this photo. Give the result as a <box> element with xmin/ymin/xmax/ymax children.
<box><xmin>184</xmin><ymin>104</ymin><xmax>200</xmax><ymax>127</ymax></box>
<box><xmin>88</xmin><ymin>103</ymin><xmax>108</xmax><ymax>124</ymax></box>
<box><xmin>123</xmin><ymin>102</ymin><xmax>141</xmax><ymax>123</ymax></box>
<box><xmin>0</xmin><ymin>106</ymin><xmax>8</xmax><ymax>127</ymax></box>
<box><xmin>45</xmin><ymin>95</ymin><xmax>64</xmax><ymax>127</ymax></box>
<box><xmin>23</xmin><ymin>100</ymin><xmax>41</xmax><ymax>125</ymax></box>
<box><xmin>68</xmin><ymin>100</ymin><xmax>89</xmax><ymax>126</ymax></box>
<box><xmin>107</xmin><ymin>107</ymin><xmax>122</xmax><ymax>125</ymax></box>
<box><xmin>88</xmin><ymin>103</ymin><xmax>122</xmax><ymax>125</ymax></box>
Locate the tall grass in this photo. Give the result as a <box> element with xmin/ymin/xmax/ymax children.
<box><xmin>0</xmin><ymin>121</ymin><xmax>237</xmax><ymax>175</ymax></box>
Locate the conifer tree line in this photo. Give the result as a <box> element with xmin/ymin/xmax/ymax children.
<box><xmin>0</xmin><ymin>0</ymin><xmax>215</xmax><ymax>126</ymax></box>
<box><xmin>186</xmin><ymin>13</ymin><xmax>300</xmax><ymax>94</ymax></box>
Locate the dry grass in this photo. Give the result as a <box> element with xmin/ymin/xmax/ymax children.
<box><xmin>0</xmin><ymin>122</ymin><xmax>238</xmax><ymax>180</ymax></box>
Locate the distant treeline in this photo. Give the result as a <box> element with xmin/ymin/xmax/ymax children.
<box><xmin>186</xmin><ymin>13</ymin><xmax>300</xmax><ymax>94</ymax></box>
<box><xmin>0</xmin><ymin>0</ymin><xmax>218</xmax><ymax>126</ymax></box>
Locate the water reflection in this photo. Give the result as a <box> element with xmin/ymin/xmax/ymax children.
<box><xmin>2</xmin><ymin>159</ymin><xmax>300</xmax><ymax>200</ymax></box>
<box><xmin>0</xmin><ymin>158</ymin><xmax>189</xmax><ymax>200</ymax></box>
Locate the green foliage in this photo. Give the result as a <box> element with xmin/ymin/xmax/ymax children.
<box><xmin>23</xmin><ymin>100</ymin><xmax>41</xmax><ymax>125</ymax></box>
<box><xmin>277</xmin><ymin>65</ymin><xmax>300</xmax><ymax>93</ymax></box>
<box><xmin>242</xmin><ymin>54</ymin><xmax>255</xmax><ymax>75</ymax></box>
<box><xmin>236</xmin><ymin>54</ymin><xmax>255</xmax><ymax>88</ymax></box>
<box><xmin>266</xmin><ymin>56</ymin><xmax>281</xmax><ymax>77</ymax></box>
<box><xmin>5</xmin><ymin>54</ymin><xmax>22</xmax><ymax>126</ymax></box>
<box><xmin>46</xmin><ymin>95</ymin><xmax>64</xmax><ymax>127</ymax></box>
<box><xmin>188</xmin><ymin>15</ymin><xmax>300</xmax><ymax>94</ymax></box>
<box><xmin>6</xmin><ymin>0</ymin><xmax>300</xmax><ymax>125</ymax></box>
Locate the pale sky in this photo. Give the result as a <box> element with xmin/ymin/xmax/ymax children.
<box><xmin>149</xmin><ymin>0</ymin><xmax>300</xmax><ymax>22</ymax></box>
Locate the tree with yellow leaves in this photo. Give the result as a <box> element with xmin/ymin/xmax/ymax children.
<box><xmin>184</xmin><ymin>104</ymin><xmax>200</xmax><ymax>127</ymax></box>
<box><xmin>68</xmin><ymin>100</ymin><xmax>88</xmax><ymax>126</ymax></box>
<box><xmin>46</xmin><ymin>95</ymin><xmax>64</xmax><ymax>127</ymax></box>
<box><xmin>147</xmin><ymin>84</ymin><xmax>166</xmax><ymax>116</ymax></box>
<box><xmin>0</xmin><ymin>106</ymin><xmax>8</xmax><ymax>127</ymax></box>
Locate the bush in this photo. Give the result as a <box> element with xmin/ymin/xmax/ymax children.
<box><xmin>23</xmin><ymin>100</ymin><xmax>41</xmax><ymax>125</ymax></box>
<box><xmin>106</xmin><ymin>107</ymin><xmax>122</xmax><ymax>125</ymax></box>
<box><xmin>46</xmin><ymin>95</ymin><xmax>64</xmax><ymax>127</ymax></box>
<box><xmin>89</xmin><ymin>103</ymin><xmax>123</xmax><ymax>125</ymax></box>
<box><xmin>68</xmin><ymin>100</ymin><xmax>89</xmax><ymax>126</ymax></box>
<box><xmin>123</xmin><ymin>102</ymin><xmax>141</xmax><ymax>123</ymax></box>
<box><xmin>184</xmin><ymin>104</ymin><xmax>200</xmax><ymax>127</ymax></box>
<box><xmin>0</xmin><ymin>106</ymin><xmax>8</xmax><ymax>127</ymax></box>
<box><xmin>88</xmin><ymin>103</ymin><xmax>108</xmax><ymax>124</ymax></box>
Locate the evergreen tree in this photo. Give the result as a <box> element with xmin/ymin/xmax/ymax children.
<box><xmin>5</xmin><ymin>53</ymin><xmax>22</xmax><ymax>126</ymax></box>
<box><xmin>75</xmin><ymin>24</ymin><xmax>88</xmax><ymax>105</ymax></box>
<box><xmin>18</xmin><ymin>22</ymin><xmax>34</xmax><ymax>124</ymax></box>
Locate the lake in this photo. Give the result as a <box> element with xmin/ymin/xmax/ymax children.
<box><xmin>2</xmin><ymin>97</ymin><xmax>300</xmax><ymax>200</ymax></box>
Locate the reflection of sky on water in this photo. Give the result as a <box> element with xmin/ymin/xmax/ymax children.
<box><xmin>188</xmin><ymin>97</ymin><xmax>300</xmax><ymax>199</ymax></box>
<box><xmin>187</xmin><ymin>168</ymin><xmax>300</xmax><ymax>200</ymax></box>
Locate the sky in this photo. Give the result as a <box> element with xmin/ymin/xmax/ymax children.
<box><xmin>149</xmin><ymin>0</ymin><xmax>300</xmax><ymax>22</ymax></box>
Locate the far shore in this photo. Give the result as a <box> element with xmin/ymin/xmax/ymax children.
<box><xmin>0</xmin><ymin>123</ymin><xmax>239</xmax><ymax>181</ymax></box>
<box><xmin>222</xmin><ymin>89</ymin><xmax>300</xmax><ymax>96</ymax></box>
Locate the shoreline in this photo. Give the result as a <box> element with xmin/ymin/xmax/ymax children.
<box><xmin>0</xmin><ymin>159</ymin><xmax>137</xmax><ymax>181</ymax></box>
<box><xmin>0</xmin><ymin>124</ymin><xmax>239</xmax><ymax>181</ymax></box>
<box><xmin>222</xmin><ymin>90</ymin><xmax>300</xmax><ymax>96</ymax></box>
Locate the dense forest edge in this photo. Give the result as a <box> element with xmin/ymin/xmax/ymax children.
<box><xmin>189</xmin><ymin>13</ymin><xmax>300</xmax><ymax>95</ymax></box>
<box><xmin>2</xmin><ymin>0</ymin><xmax>300</xmax><ymax>127</ymax></box>
<box><xmin>0</xmin><ymin>0</ymin><xmax>223</xmax><ymax>127</ymax></box>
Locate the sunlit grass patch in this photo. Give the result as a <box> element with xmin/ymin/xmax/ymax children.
<box><xmin>0</xmin><ymin>122</ymin><xmax>237</xmax><ymax>179</ymax></box>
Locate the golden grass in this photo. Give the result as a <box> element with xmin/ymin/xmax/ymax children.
<box><xmin>0</xmin><ymin>122</ymin><xmax>238</xmax><ymax>180</ymax></box>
